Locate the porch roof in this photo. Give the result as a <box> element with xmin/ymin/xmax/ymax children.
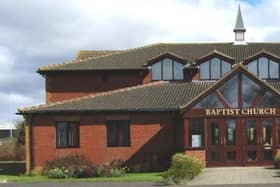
<box><xmin>18</xmin><ymin>81</ymin><xmax>213</xmax><ymax>114</ymax></box>
<box><xmin>18</xmin><ymin>65</ymin><xmax>280</xmax><ymax>114</ymax></box>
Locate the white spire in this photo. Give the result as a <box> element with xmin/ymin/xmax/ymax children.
<box><xmin>234</xmin><ymin>5</ymin><xmax>247</xmax><ymax>45</ymax></box>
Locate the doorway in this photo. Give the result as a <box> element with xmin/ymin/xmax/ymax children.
<box><xmin>206</xmin><ymin>118</ymin><xmax>276</xmax><ymax>167</ymax></box>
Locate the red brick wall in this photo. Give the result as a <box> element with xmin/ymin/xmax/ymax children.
<box><xmin>185</xmin><ymin>150</ymin><xmax>206</xmax><ymax>165</ymax></box>
<box><xmin>45</xmin><ymin>70</ymin><xmax>199</xmax><ymax>104</ymax></box>
<box><xmin>46</xmin><ymin>71</ymin><xmax>152</xmax><ymax>103</ymax></box>
<box><xmin>31</xmin><ymin>112</ymin><xmax>178</xmax><ymax>171</ymax></box>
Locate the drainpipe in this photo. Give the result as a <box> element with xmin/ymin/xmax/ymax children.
<box><xmin>24</xmin><ymin>115</ymin><xmax>33</xmax><ymax>175</ymax></box>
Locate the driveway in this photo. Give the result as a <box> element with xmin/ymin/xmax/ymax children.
<box><xmin>188</xmin><ymin>167</ymin><xmax>280</xmax><ymax>186</ymax></box>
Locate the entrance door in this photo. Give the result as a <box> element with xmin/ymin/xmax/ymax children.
<box><xmin>207</xmin><ymin>119</ymin><xmax>242</xmax><ymax>166</ymax></box>
<box><xmin>207</xmin><ymin>118</ymin><xmax>276</xmax><ymax>166</ymax></box>
<box><xmin>244</xmin><ymin>118</ymin><xmax>275</xmax><ymax>165</ymax></box>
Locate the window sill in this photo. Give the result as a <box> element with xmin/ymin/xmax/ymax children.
<box><xmin>56</xmin><ymin>146</ymin><xmax>80</xmax><ymax>149</ymax></box>
<box><xmin>185</xmin><ymin>147</ymin><xmax>206</xmax><ymax>150</ymax></box>
<box><xmin>106</xmin><ymin>145</ymin><xmax>131</xmax><ymax>148</ymax></box>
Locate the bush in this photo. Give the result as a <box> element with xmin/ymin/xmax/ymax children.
<box><xmin>0</xmin><ymin>138</ymin><xmax>25</xmax><ymax>161</ymax></box>
<box><xmin>127</xmin><ymin>153</ymin><xmax>172</xmax><ymax>172</ymax></box>
<box><xmin>14</xmin><ymin>120</ymin><xmax>25</xmax><ymax>146</ymax></box>
<box><xmin>44</xmin><ymin>154</ymin><xmax>130</xmax><ymax>179</ymax></box>
<box><xmin>274</xmin><ymin>154</ymin><xmax>280</xmax><ymax>169</ymax></box>
<box><xmin>96</xmin><ymin>160</ymin><xmax>129</xmax><ymax>177</ymax></box>
<box><xmin>162</xmin><ymin>153</ymin><xmax>204</xmax><ymax>184</ymax></box>
<box><xmin>44</xmin><ymin>153</ymin><xmax>96</xmax><ymax>178</ymax></box>
<box><xmin>48</xmin><ymin>167</ymin><xmax>73</xmax><ymax>179</ymax></box>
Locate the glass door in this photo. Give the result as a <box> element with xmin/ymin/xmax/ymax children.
<box><xmin>207</xmin><ymin>119</ymin><xmax>224</xmax><ymax>166</ymax></box>
<box><xmin>262</xmin><ymin>119</ymin><xmax>275</xmax><ymax>164</ymax></box>
<box><xmin>223</xmin><ymin>119</ymin><xmax>242</xmax><ymax>165</ymax></box>
<box><xmin>244</xmin><ymin>118</ymin><xmax>276</xmax><ymax>165</ymax></box>
<box><xmin>207</xmin><ymin>119</ymin><xmax>242</xmax><ymax>166</ymax></box>
<box><xmin>244</xmin><ymin>119</ymin><xmax>261</xmax><ymax>165</ymax></box>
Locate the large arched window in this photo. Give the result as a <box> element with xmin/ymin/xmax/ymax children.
<box><xmin>200</xmin><ymin>57</ymin><xmax>232</xmax><ymax>80</ymax></box>
<box><xmin>194</xmin><ymin>72</ymin><xmax>280</xmax><ymax>109</ymax></box>
<box><xmin>152</xmin><ymin>58</ymin><xmax>184</xmax><ymax>80</ymax></box>
<box><xmin>247</xmin><ymin>57</ymin><xmax>280</xmax><ymax>79</ymax></box>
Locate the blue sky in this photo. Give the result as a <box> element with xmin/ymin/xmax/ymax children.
<box><xmin>243</xmin><ymin>0</ymin><xmax>261</xmax><ymax>5</ymax></box>
<box><xmin>1</xmin><ymin>0</ymin><xmax>280</xmax><ymax>127</ymax></box>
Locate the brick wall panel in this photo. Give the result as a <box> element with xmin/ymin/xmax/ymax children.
<box><xmin>31</xmin><ymin>113</ymin><xmax>178</xmax><ymax>171</ymax></box>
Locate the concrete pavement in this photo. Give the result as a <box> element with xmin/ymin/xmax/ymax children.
<box><xmin>1</xmin><ymin>167</ymin><xmax>280</xmax><ymax>186</ymax></box>
<box><xmin>1</xmin><ymin>182</ymin><xmax>280</xmax><ymax>187</ymax></box>
<box><xmin>188</xmin><ymin>167</ymin><xmax>280</xmax><ymax>186</ymax></box>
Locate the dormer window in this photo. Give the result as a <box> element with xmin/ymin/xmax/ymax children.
<box><xmin>247</xmin><ymin>57</ymin><xmax>279</xmax><ymax>79</ymax></box>
<box><xmin>200</xmin><ymin>57</ymin><xmax>232</xmax><ymax>80</ymax></box>
<box><xmin>152</xmin><ymin>58</ymin><xmax>184</xmax><ymax>80</ymax></box>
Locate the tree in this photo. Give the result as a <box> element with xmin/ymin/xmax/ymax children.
<box><xmin>14</xmin><ymin>120</ymin><xmax>25</xmax><ymax>146</ymax></box>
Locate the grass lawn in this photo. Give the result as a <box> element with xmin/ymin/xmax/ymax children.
<box><xmin>0</xmin><ymin>172</ymin><xmax>163</xmax><ymax>183</ymax></box>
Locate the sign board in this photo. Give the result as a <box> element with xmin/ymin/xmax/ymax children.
<box><xmin>192</xmin><ymin>135</ymin><xmax>201</xmax><ymax>148</ymax></box>
<box><xmin>205</xmin><ymin>108</ymin><xmax>276</xmax><ymax>116</ymax></box>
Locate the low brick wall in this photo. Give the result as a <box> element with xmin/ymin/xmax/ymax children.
<box><xmin>0</xmin><ymin>161</ymin><xmax>25</xmax><ymax>175</ymax></box>
<box><xmin>185</xmin><ymin>150</ymin><xmax>206</xmax><ymax>166</ymax></box>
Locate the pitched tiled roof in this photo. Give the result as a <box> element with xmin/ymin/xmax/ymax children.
<box><xmin>20</xmin><ymin>65</ymin><xmax>280</xmax><ymax>114</ymax></box>
<box><xmin>18</xmin><ymin>81</ymin><xmax>214</xmax><ymax>114</ymax></box>
<box><xmin>76</xmin><ymin>50</ymin><xmax>122</xmax><ymax>60</ymax></box>
<box><xmin>38</xmin><ymin>43</ymin><xmax>280</xmax><ymax>73</ymax></box>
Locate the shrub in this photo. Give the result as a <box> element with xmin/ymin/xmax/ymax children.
<box><xmin>72</xmin><ymin>165</ymin><xmax>97</xmax><ymax>178</ymax></box>
<box><xmin>44</xmin><ymin>153</ymin><xmax>96</xmax><ymax>178</ymax></box>
<box><xmin>162</xmin><ymin>153</ymin><xmax>204</xmax><ymax>184</ymax></box>
<box><xmin>96</xmin><ymin>160</ymin><xmax>129</xmax><ymax>177</ymax></box>
<box><xmin>14</xmin><ymin>120</ymin><xmax>25</xmax><ymax>146</ymax></box>
<box><xmin>48</xmin><ymin>167</ymin><xmax>73</xmax><ymax>179</ymax></box>
<box><xmin>128</xmin><ymin>153</ymin><xmax>171</xmax><ymax>172</ymax></box>
<box><xmin>0</xmin><ymin>138</ymin><xmax>25</xmax><ymax>161</ymax></box>
<box><xmin>274</xmin><ymin>154</ymin><xmax>280</xmax><ymax>169</ymax></box>
<box><xmin>110</xmin><ymin>167</ymin><xmax>129</xmax><ymax>177</ymax></box>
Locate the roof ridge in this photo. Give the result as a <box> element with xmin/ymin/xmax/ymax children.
<box><xmin>18</xmin><ymin>81</ymin><xmax>166</xmax><ymax>113</ymax></box>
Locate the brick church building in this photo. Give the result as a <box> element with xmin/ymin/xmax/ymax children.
<box><xmin>19</xmin><ymin>7</ymin><xmax>280</xmax><ymax>173</ymax></box>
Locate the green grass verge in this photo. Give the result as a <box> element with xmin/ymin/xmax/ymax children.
<box><xmin>0</xmin><ymin>172</ymin><xmax>163</xmax><ymax>183</ymax></box>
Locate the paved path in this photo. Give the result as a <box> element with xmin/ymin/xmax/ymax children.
<box><xmin>1</xmin><ymin>167</ymin><xmax>280</xmax><ymax>186</ymax></box>
<box><xmin>188</xmin><ymin>167</ymin><xmax>280</xmax><ymax>185</ymax></box>
<box><xmin>1</xmin><ymin>182</ymin><xmax>280</xmax><ymax>187</ymax></box>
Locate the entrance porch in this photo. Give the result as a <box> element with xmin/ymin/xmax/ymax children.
<box><xmin>182</xmin><ymin>68</ymin><xmax>280</xmax><ymax>167</ymax></box>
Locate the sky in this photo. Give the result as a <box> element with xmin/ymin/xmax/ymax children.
<box><xmin>1</xmin><ymin>0</ymin><xmax>280</xmax><ymax>128</ymax></box>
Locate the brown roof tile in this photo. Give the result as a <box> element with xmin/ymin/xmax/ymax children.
<box><xmin>38</xmin><ymin>42</ymin><xmax>280</xmax><ymax>73</ymax></box>
<box><xmin>20</xmin><ymin>65</ymin><xmax>280</xmax><ymax>114</ymax></box>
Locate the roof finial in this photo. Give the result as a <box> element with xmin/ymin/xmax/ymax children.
<box><xmin>234</xmin><ymin>4</ymin><xmax>246</xmax><ymax>44</ymax></box>
<box><xmin>234</xmin><ymin>4</ymin><xmax>246</xmax><ymax>32</ymax></box>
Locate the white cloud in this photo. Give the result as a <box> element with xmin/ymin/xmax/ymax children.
<box><xmin>0</xmin><ymin>47</ymin><xmax>14</xmax><ymax>75</ymax></box>
<box><xmin>0</xmin><ymin>0</ymin><xmax>280</xmax><ymax>126</ymax></box>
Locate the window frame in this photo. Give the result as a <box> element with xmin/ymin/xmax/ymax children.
<box><xmin>106</xmin><ymin>120</ymin><xmax>131</xmax><ymax>147</ymax></box>
<box><xmin>151</xmin><ymin>58</ymin><xmax>184</xmax><ymax>81</ymax></box>
<box><xmin>193</xmin><ymin>72</ymin><xmax>280</xmax><ymax>109</ymax></box>
<box><xmin>247</xmin><ymin>57</ymin><xmax>280</xmax><ymax>80</ymax></box>
<box><xmin>55</xmin><ymin>121</ymin><xmax>80</xmax><ymax>149</ymax></box>
<box><xmin>188</xmin><ymin>118</ymin><xmax>205</xmax><ymax>149</ymax></box>
<box><xmin>199</xmin><ymin>57</ymin><xmax>232</xmax><ymax>80</ymax></box>
<box><xmin>277</xmin><ymin>118</ymin><xmax>280</xmax><ymax>146</ymax></box>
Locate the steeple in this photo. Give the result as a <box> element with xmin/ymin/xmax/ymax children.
<box><xmin>234</xmin><ymin>5</ymin><xmax>246</xmax><ymax>43</ymax></box>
